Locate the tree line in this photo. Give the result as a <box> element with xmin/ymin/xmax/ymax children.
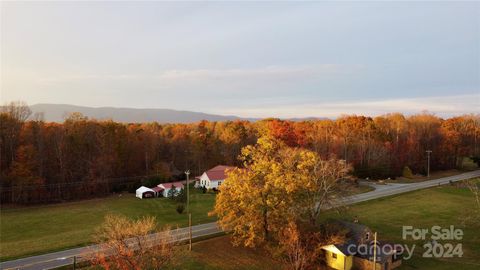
<box><xmin>1</xmin><ymin>101</ymin><xmax>478</xmax><ymax>204</ymax></box>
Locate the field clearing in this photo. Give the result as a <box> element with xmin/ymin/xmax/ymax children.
<box><xmin>322</xmin><ymin>179</ymin><xmax>480</xmax><ymax>269</ymax></box>
<box><xmin>0</xmin><ymin>182</ymin><xmax>371</xmax><ymax>261</ymax></box>
<box><xmin>177</xmin><ymin>181</ymin><xmax>480</xmax><ymax>270</ymax></box>
<box><xmin>0</xmin><ymin>190</ymin><xmax>216</xmax><ymax>261</ymax></box>
<box><xmin>57</xmin><ymin>235</ymin><xmax>281</xmax><ymax>270</ymax></box>
<box><xmin>179</xmin><ymin>181</ymin><xmax>480</xmax><ymax>270</ymax></box>
<box><xmin>3</xmin><ymin>178</ymin><xmax>477</xmax><ymax>269</ymax></box>
<box><xmin>175</xmin><ymin>236</ymin><xmax>281</xmax><ymax>270</ymax></box>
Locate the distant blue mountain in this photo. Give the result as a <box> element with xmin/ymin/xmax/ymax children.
<box><xmin>29</xmin><ymin>104</ymin><xmax>327</xmax><ymax>123</ymax></box>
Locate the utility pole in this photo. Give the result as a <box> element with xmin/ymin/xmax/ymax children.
<box><xmin>373</xmin><ymin>232</ymin><xmax>377</xmax><ymax>270</ymax></box>
<box><xmin>185</xmin><ymin>170</ymin><xmax>190</xmax><ymax>213</ymax></box>
<box><xmin>426</xmin><ymin>150</ymin><xmax>432</xmax><ymax>178</ymax></box>
<box><xmin>189</xmin><ymin>213</ymin><xmax>192</xmax><ymax>251</ymax></box>
<box><xmin>185</xmin><ymin>170</ymin><xmax>192</xmax><ymax>251</ymax></box>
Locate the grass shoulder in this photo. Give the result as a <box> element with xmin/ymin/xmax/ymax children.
<box><xmin>0</xmin><ymin>189</ymin><xmax>216</xmax><ymax>261</ymax></box>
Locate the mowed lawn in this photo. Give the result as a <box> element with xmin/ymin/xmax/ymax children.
<box><xmin>180</xmin><ymin>182</ymin><xmax>480</xmax><ymax>270</ymax></box>
<box><xmin>0</xmin><ymin>190</ymin><xmax>216</xmax><ymax>261</ymax></box>
<box><xmin>322</xmin><ymin>179</ymin><xmax>480</xmax><ymax>269</ymax></box>
<box><xmin>175</xmin><ymin>236</ymin><xmax>282</xmax><ymax>270</ymax></box>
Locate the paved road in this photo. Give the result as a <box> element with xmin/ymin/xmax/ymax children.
<box><xmin>0</xmin><ymin>222</ymin><xmax>221</xmax><ymax>270</ymax></box>
<box><xmin>348</xmin><ymin>170</ymin><xmax>480</xmax><ymax>205</ymax></box>
<box><xmin>2</xmin><ymin>170</ymin><xmax>479</xmax><ymax>270</ymax></box>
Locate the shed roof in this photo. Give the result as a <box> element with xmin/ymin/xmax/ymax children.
<box><xmin>158</xmin><ymin>181</ymin><xmax>185</xmax><ymax>189</ymax></box>
<box><xmin>336</xmin><ymin>220</ymin><xmax>372</xmax><ymax>244</ymax></box>
<box><xmin>136</xmin><ymin>186</ymin><xmax>154</xmax><ymax>193</ymax></box>
<box><xmin>151</xmin><ymin>186</ymin><xmax>164</xmax><ymax>192</ymax></box>
<box><xmin>204</xmin><ymin>165</ymin><xmax>236</xmax><ymax>181</ymax></box>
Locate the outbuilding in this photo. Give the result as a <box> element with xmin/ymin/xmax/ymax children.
<box><xmin>151</xmin><ymin>186</ymin><xmax>164</xmax><ymax>197</ymax></box>
<box><xmin>157</xmin><ymin>181</ymin><xmax>184</xmax><ymax>197</ymax></box>
<box><xmin>135</xmin><ymin>186</ymin><xmax>155</xmax><ymax>199</ymax></box>
<box><xmin>320</xmin><ymin>221</ymin><xmax>403</xmax><ymax>270</ymax></box>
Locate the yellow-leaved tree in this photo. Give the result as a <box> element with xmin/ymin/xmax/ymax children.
<box><xmin>213</xmin><ymin>136</ymin><xmax>350</xmax><ymax>248</ymax></box>
<box><xmin>213</xmin><ymin>137</ymin><xmax>293</xmax><ymax>247</ymax></box>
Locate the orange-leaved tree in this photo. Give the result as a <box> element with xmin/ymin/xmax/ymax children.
<box><xmin>88</xmin><ymin>215</ymin><xmax>178</xmax><ymax>270</ymax></box>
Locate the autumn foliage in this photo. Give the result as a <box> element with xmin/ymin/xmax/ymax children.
<box><xmin>1</xmin><ymin>102</ymin><xmax>479</xmax><ymax>204</ymax></box>
<box><xmin>213</xmin><ymin>136</ymin><xmax>350</xmax><ymax>248</ymax></box>
<box><xmin>87</xmin><ymin>215</ymin><xmax>178</xmax><ymax>270</ymax></box>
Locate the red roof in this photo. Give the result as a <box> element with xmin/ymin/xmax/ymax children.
<box><xmin>158</xmin><ymin>181</ymin><xmax>185</xmax><ymax>189</ymax></box>
<box><xmin>205</xmin><ymin>165</ymin><xmax>236</xmax><ymax>181</ymax></box>
<box><xmin>151</xmin><ymin>186</ymin><xmax>164</xmax><ymax>192</ymax></box>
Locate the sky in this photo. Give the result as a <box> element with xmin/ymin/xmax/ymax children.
<box><xmin>1</xmin><ymin>1</ymin><xmax>479</xmax><ymax>118</ymax></box>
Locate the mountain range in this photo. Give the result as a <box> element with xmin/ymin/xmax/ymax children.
<box><xmin>27</xmin><ymin>104</ymin><xmax>329</xmax><ymax>123</ymax></box>
<box><xmin>28</xmin><ymin>104</ymin><xmax>257</xmax><ymax>123</ymax></box>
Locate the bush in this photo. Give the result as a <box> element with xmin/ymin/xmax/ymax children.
<box><xmin>402</xmin><ymin>166</ymin><xmax>413</xmax><ymax>178</ymax></box>
<box><xmin>471</xmin><ymin>156</ymin><xmax>480</xmax><ymax>167</ymax></box>
<box><xmin>201</xmin><ymin>186</ymin><xmax>207</xmax><ymax>194</ymax></box>
<box><xmin>176</xmin><ymin>204</ymin><xmax>185</xmax><ymax>214</ymax></box>
<box><xmin>174</xmin><ymin>188</ymin><xmax>186</xmax><ymax>203</ymax></box>
<box><xmin>167</xmin><ymin>188</ymin><xmax>177</xmax><ymax>199</ymax></box>
<box><xmin>90</xmin><ymin>215</ymin><xmax>177</xmax><ymax>269</ymax></box>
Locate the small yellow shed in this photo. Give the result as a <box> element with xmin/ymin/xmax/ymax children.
<box><xmin>321</xmin><ymin>244</ymin><xmax>353</xmax><ymax>270</ymax></box>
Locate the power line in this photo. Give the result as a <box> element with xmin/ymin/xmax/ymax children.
<box><xmin>0</xmin><ymin>173</ymin><xmax>167</xmax><ymax>192</ymax></box>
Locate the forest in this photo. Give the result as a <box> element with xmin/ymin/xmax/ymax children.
<box><xmin>1</xmin><ymin>102</ymin><xmax>479</xmax><ymax>204</ymax></box>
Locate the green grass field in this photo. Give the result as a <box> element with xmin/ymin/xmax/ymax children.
<box><xmin>182</xmin><ymin>181</ymin><xmax>480</xmax><ymax>270</ymax></box>
<box><xmin>0</xmin><ymin>183</ymin><xmax>371</xmax><ymax>262</ymax></box>
<box><xmin>179</xmin><ymin>182</ymin><xmax>479</xmax><ymax>270</ymax></box>
<box><xmin>2</xmin><ymin>178</ymin><xmax>478</xmax><ymax>270</ymax></box>
<box><xmin>0</xmin><ymin>189</ymin><xmax>216</xmax><ymax>261</ymax></box>
<box><xmin>322</xmin><ymin>179</ymin><xmax>480</xmax><ymax>269</ymax></box>
<box><xmin>174</xmin><ymin>236</ymin><xmax>281</xmax><ymax>270</ymax></box>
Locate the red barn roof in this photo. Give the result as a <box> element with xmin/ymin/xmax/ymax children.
<box><xmin>151</xmin><ymin>186</ymin><xmax>164</xmax><ymax>192</ymax></box>
<box><xmin>205</xmin><ymin>165</ymin><xmax>236</xmax><ymax>181</ymax></box>
<box><xmin>158</xmin><ymin>181</ymin><xmax>185</xmax><ymax>189</ymax></box>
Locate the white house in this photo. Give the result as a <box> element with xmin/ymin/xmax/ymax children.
<box><xmin>196</xmin><ymin>165</ymin><xmax>236</xmax><ymax>189</ymax></box>
<box><xmin>135</xmin><ymin>186</ymin><xmax>155</xmax><ymax>199</ymax></box>
<box><xmin>157</xmin><ymin>181</ymin><xmax>184</xmax><ymax>197</ymax></box>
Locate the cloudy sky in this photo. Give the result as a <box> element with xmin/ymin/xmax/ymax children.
<box><xmin>1</xmin><ymin>1</ymin><xmax>479</xmax><ymax>118</ymax></box>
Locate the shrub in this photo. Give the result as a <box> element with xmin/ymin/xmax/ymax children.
<box><xmin>471</xmin><ymin>156</ymin><xmax>480</xmax><ymax>167</ymax></box>
<box><xmin>174</xmin><ymin>188</ymin><xmax>186</xmax><ymax>203</ymax></box>
<box><xmin>176</xmin><ymin>204</ymin><xmax>185</xmax><ymax>214</ymax></box>
<box><xmin>167</xmin><ymin>188</ymin><xmax>177</xmax><ymax>199</ymax></box>
<box><xmin>89</xmin><ymin>215</ymin><xmax>177</xmax><ymax>269</ymax></box>
<box><xmin>402</xmin><ymin>166</ymin><xmax>413</xmax><ymax>178</ymax></box>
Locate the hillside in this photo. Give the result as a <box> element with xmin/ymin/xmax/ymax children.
<box><xmin>29</xmin><ymin>104</ymin><xmax>250</xmax><ymax>123</ymax></box>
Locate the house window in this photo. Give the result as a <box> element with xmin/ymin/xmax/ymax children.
<box><xmin>332</xmin><ymin>253</ymin><xmax>337</xmax><ymax>259</ymax></box>
<box><xmin>366</xmin><ymin>233</ymin><xmax>370</xmax><ymax>240</ymax></box>
<box><xmin>218</xmin><ymin>181</ymin><xmax>222</xmax><ymax>186</ymax></box>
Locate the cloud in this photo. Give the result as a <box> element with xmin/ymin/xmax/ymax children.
<box><xmin>212</xmin><ymin>94</ymin><xmax>480</xmax><ymax>118</ymax></box>
<box><xmin>154</xmin><ymin>65</ymin><xmax>364</xmax><ymax>81</ymax></box>
<box><xmin>18</xmin><ymin>65</ymin><xmax>365</xmax><ymax>102</ymax></box>
<box><xmin>30</xmin><ymin>65</ymin><xmax>363</xmax><ymax>85</ymax></box>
